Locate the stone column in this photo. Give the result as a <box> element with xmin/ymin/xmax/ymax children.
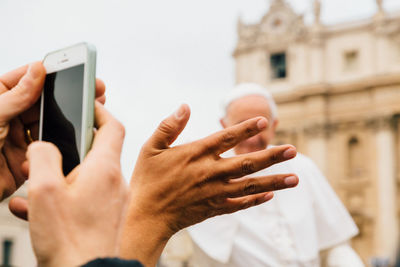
<box><xmin>303</xmin><ymin>94</ymin><xmax>329</xmax><ymax>175</ymax></box>
<box><xmin>308</xmin><ymin>33</ymin><xmax>325</xmax><ymax>84</ymax></box>
<box><xmin>305</xmin><ymin>123</ymin><xmax>328</xmax><ymax>175</ymax></box>
<box><xmin>309</xmin><ymin>17</ymin><xmax>325</xmax><ymax>84</ymax></box>
<box><xmin>374</xmin><ymin>117</ymin><xmax>398</xmax><ymax>261</ymax></box>
<box><xmin>373</xmin><ymin>8</ymin><xmax>390</xmax><ymax>75</ymax></box>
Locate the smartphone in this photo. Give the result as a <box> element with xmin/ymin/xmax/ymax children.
<box><xmin>39</xmin><ymin>43</ymin><xmax>96</xmax><ymax>175</ymax></box>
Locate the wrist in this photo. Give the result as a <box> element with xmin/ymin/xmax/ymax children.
<box><xmin>37</xmin><ymin>253</ymin><xmax>83</xmax><ymax>267</ymax></box>
<box><xmin>120</xmin><ymin>201</ymin><xmax>173</xmax><ymax>267</ymax></box>
<box><xmin>37</xmin><ymin>247</ymin><xmax>109</xmax><ymax>267</ymax></box>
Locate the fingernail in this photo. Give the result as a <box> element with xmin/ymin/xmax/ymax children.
<box><xmin>284</xmin><ymin>176</ymin><xmax>298</xmax><ymax>186</ymax></box>
<box><xmin>283</xmin><ymin>147</ymin><xmax>296</xmax><ymax>159</ymax></box>
<box><xmin>27</xmin><ymin>63</ymin><xmax>40</xmax><ymax>79</ymax></box>
<box><xmin>257</xmin><ymin>118</ymin><xmax>267</xmax><ymax>130</ymax></box>
<box><xmin>264</xmin><ymin>192</ymin><xmax>274</xmax><ymax>201</ymax></box>
<box><xmin>174</xmin><ymin>104</ymin><xmax>186</xmax><ymax>120</ymax></box>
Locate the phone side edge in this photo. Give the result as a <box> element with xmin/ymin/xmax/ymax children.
<box><xmin>81</xmin><ymin>44</ymin><xmax>97</xmax><ymax>161</ymax></box>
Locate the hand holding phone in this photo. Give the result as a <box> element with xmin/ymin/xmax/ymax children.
<box><xmin>0</xmin><ymin>63</ymin><xmax>46</xmax><ymax>201</ymax></box>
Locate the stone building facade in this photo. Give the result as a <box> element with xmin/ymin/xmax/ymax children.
<box><xmin>0</xmin><ymin>186</ymin><xmax>36</xmax><ymax>266</ymax></box>
<box><xmin>233</xmin><ymin>0</ymin><xmax>400</xmax><ymax>264</ymax></box>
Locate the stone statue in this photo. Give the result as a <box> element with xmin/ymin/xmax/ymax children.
<box><xmin>270</xmin><ymin>0</ymin><xmax>284</xmax><ymax>6</ymax></box>
<box><xmin>314</xmin><ymin>0</ymin><xmax>321</xmax><ymax>24</ymax></box>
<box><xmin>376</xmin><ymin>0</ymin><xmax>384</xmax><ymax>13</ymax></box>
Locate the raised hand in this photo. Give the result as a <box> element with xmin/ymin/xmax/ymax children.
<box><xmin>121</xmin><ymin>104</ymin><xmax>298</xmax><ymax>266</ymax></box>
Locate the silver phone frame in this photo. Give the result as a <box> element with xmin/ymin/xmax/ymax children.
<box><xmin>40</xmin><ymin>43</ymin><xmax>96</xmax><ymax>162</ymax></box>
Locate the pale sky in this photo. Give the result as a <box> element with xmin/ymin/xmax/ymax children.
<box><xmin>1</xmin><ymin>0</ymin><xmax>399</xmax><ymax>178</ymax></box>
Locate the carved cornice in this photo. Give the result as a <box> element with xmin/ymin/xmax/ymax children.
<box><xmin>273</xmin><ymin>73</ymin><xmax>400</xmax><ymax>105</ymax></box>
<box><xmin>338</xmin><ymin>177</ymin><xmax>371</xmax><ymax>190</ymax></box>
<box><xmin>373</xmin><ymin>17</ymin><xmax>400</xmax><ymax>37</ymax></box>
<box><xmin>277</xmin><ymin>115</ymin><xmax>399</xmax><ymax>138</ymax></box>
<box><xmin>275</xmin><ymin>128</ymin><xmax>298</xmax><ymax>140</ymax></box>
<box><xmin>303</xmin><ymin>122</ymin><xmax>331</xmax><ymax>138</ymax></box>
<box><xmin>365</xmin><ymin>115</ymin><xmax>397</xmax><ymax>132</ymax></box>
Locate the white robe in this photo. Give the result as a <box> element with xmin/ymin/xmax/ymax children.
<box><xmin>188</xmin><ymin>151</ymin><xmax>359</xmax><ymax>267</ymax></box>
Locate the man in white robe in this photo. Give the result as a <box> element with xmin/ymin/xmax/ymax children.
<box><xmin>188</xmin><ymin>83</ymin><xmax>364</xmax><ymax>267</ymax></box>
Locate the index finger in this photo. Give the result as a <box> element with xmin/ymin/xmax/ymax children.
<box><xmin>0</xmin><ymin>65</ymin><xmax>29</xmax><ymax>94</ymax></box>
<box><xmin>27</xmin><ymin>142</ymin><xmax>65</xmax><ymax>194</ymax></box>
<box><xmin>201</xmin><ymin>117</ymin><xmax>268</xmax><ymax>155</ymax></box>
<box><xmin>89</xmin><ymin>102</ymin><xmax>125</xmax><ymax>161</ymax></box>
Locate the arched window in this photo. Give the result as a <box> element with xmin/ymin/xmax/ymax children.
<box><xmin>348</xmin><ymin>137</ymin><xmax>363</xmax><ymax>178</ymax></box>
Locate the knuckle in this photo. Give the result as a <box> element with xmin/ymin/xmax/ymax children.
<box><xmin>197</xmin><ymin>167</ymin><xmax>217</xmax><ymax>186</ymax></box>
<box><xmin>207</xmin><ymin>198</ymin><xmax>222</xmax><ymax>209</ymax></box>
<box><xmin>0</xmin><ymin>124</ymin><xmax>9</xmax><ymax>140</ymax></box>
<box><xmin>158</xmin><ymin>119</ymin><xmax>175</xmax><ymax>135</ymax></box>
<box><xmin>253</xmin><ymin>196</ymin><xmax>264</xmax><ymax>206</ymax></box>
<box><xmin>108</xmin><ymin>173</ymin><xmax>122</xmax><ymax>185</ymax></box>
<box><xmin>112</xmin><ymin>120</ymin><xmax>126</xmax><ymax>139</ymax></box>
<box><xmin>243</xmin><ymin>179</ymin><xmax>258</xmax><ymax>195</ymax></box>
<box><xmin>241</xmin><ymin>198</ymin><xmax>256</xmax><ymax>210</ymax></box>
<box><xmin>199</xmin><ymin>140</ymin><xmax>216</xmax><ymax>157</ymax></box>
<box><xmin>219</xmin><ymin>132</ymin><xmax>236</xmax><ymax>148</ymax></box>
<box><xmin>100</xmin><ymin>161</ymin><xmax>121</xmax><ymax>181</ymax></box>
<box><xmin>244</xmin><ymin>124</ymin><xmax>257</xmax><ymax>136</ymax></box>
<box><xmin>29</xmin><ymin>181</ymin><xmax>58</xmax><ymax>197</ymax></box>
<box><xmin>272</xmin><ymin>176</ymin><xmax>282</xmax><ymax>190</ymax></box>
<box><xmin>109</xmin><ymin>165</ymin><xmax>122</xmax><ymax>182</ymax></box>
<box><xmin>241</xmin><ymin>159</ymin><xmax>255</xmax><ymax>175</ymax></box>
<box><xmin>196</xmin><ymin>175</ymin><xmax>209</xmax><ymax>188</ymax></box>
<box><xmin>268</xmin><ymin>151</ymin><xmax>279</xmax><ymax>164</ymax></box>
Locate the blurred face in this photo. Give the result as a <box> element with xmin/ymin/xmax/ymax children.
<box><xmin>222</xmin><ymin>95</ymin><xmax>278</xmax><ymax>155</ymax></box>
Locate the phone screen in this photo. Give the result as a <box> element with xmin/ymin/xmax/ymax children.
<box><xmin>42</xmin><ymin>64</ymin><xmax>84</xmax><ymax>175</ymax></box>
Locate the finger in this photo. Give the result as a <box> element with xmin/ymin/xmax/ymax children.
<box><xmin>146</xmin><ymin>104</ymin><xmax>190</xmax><ymax>150</ymax></box>
<box><xmin>201</xmin><ymin>117</ymin><xmax>268</xmax><ymax>155</ymax></box>
<box><xmin>95</xmin><ymin>78</ymin><xmax>106</xmax><ymax>99</ymax></box>
<box><xmin>215</xmin><ymin>145</ymin><xmax>297</xmax><ymax>179</ymax></box>
<box><xmin>0</xmin><ymin>64</ymin><xmax>29</xmax><ymax>92</ymax></box>
<box><xmin>21</xmin><ymin>160</ymin><xmax>29</xmax><ymax>177</ymax></box>
<box><xmin>9</xmin><ymin>197</ymin><xmax>28</xmax><ymax>221</ymax></box>
<box><xmin>9</xmin><ymin>116</ymin><xmax>31</xmax><ymax>149</ymax></box>
<box><xmin>0</xmin><ymin>124</ymin><xmax>9</xmax><ymax>148</ymax></box>
<box><xmin>89</xmin><ymin>102</ymin><xmax>125</xmax><ymax>161</ymax></box>
<box><xmin>64</xmin><ymin>164</ymin><xmax>81</xmax><ymax>184</ymax></box>
<box><xmin>19</xmin><ymin>101</ymin><xmax>41</xmax><ymax>130</ymax></box>
<box><xmin>223</xmin><ymin>174</ymin><xmax>298</xmax><ymax>199</ymax></box>
<box><xmin>222</xmin><ymin>192</ymin><xmax>274</xmax><ymax>215</ymax></box>
<box><xmin>3</xmin><ymin>141</ymin><xmax>28</xmax><ymax>189</ymax></box>
<box><xmin>0</xmin><ymin>62</ymin><xmax>46</xmax><ymax>122</ymax></box>
<box><xmin>27</xmin><ymin>141</ymin><xmax>65</xmax><ymax>193</ymax></box>
<box><xmin>96</xmin><ymin>95</ymin><xmax>106</xmax><ymax>105</ymax></box>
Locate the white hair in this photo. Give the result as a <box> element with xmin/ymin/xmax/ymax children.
<box><xmin>222</xmin><ymin>83</ymin><xmax>278</xmax><ymax>120</ymax></box>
